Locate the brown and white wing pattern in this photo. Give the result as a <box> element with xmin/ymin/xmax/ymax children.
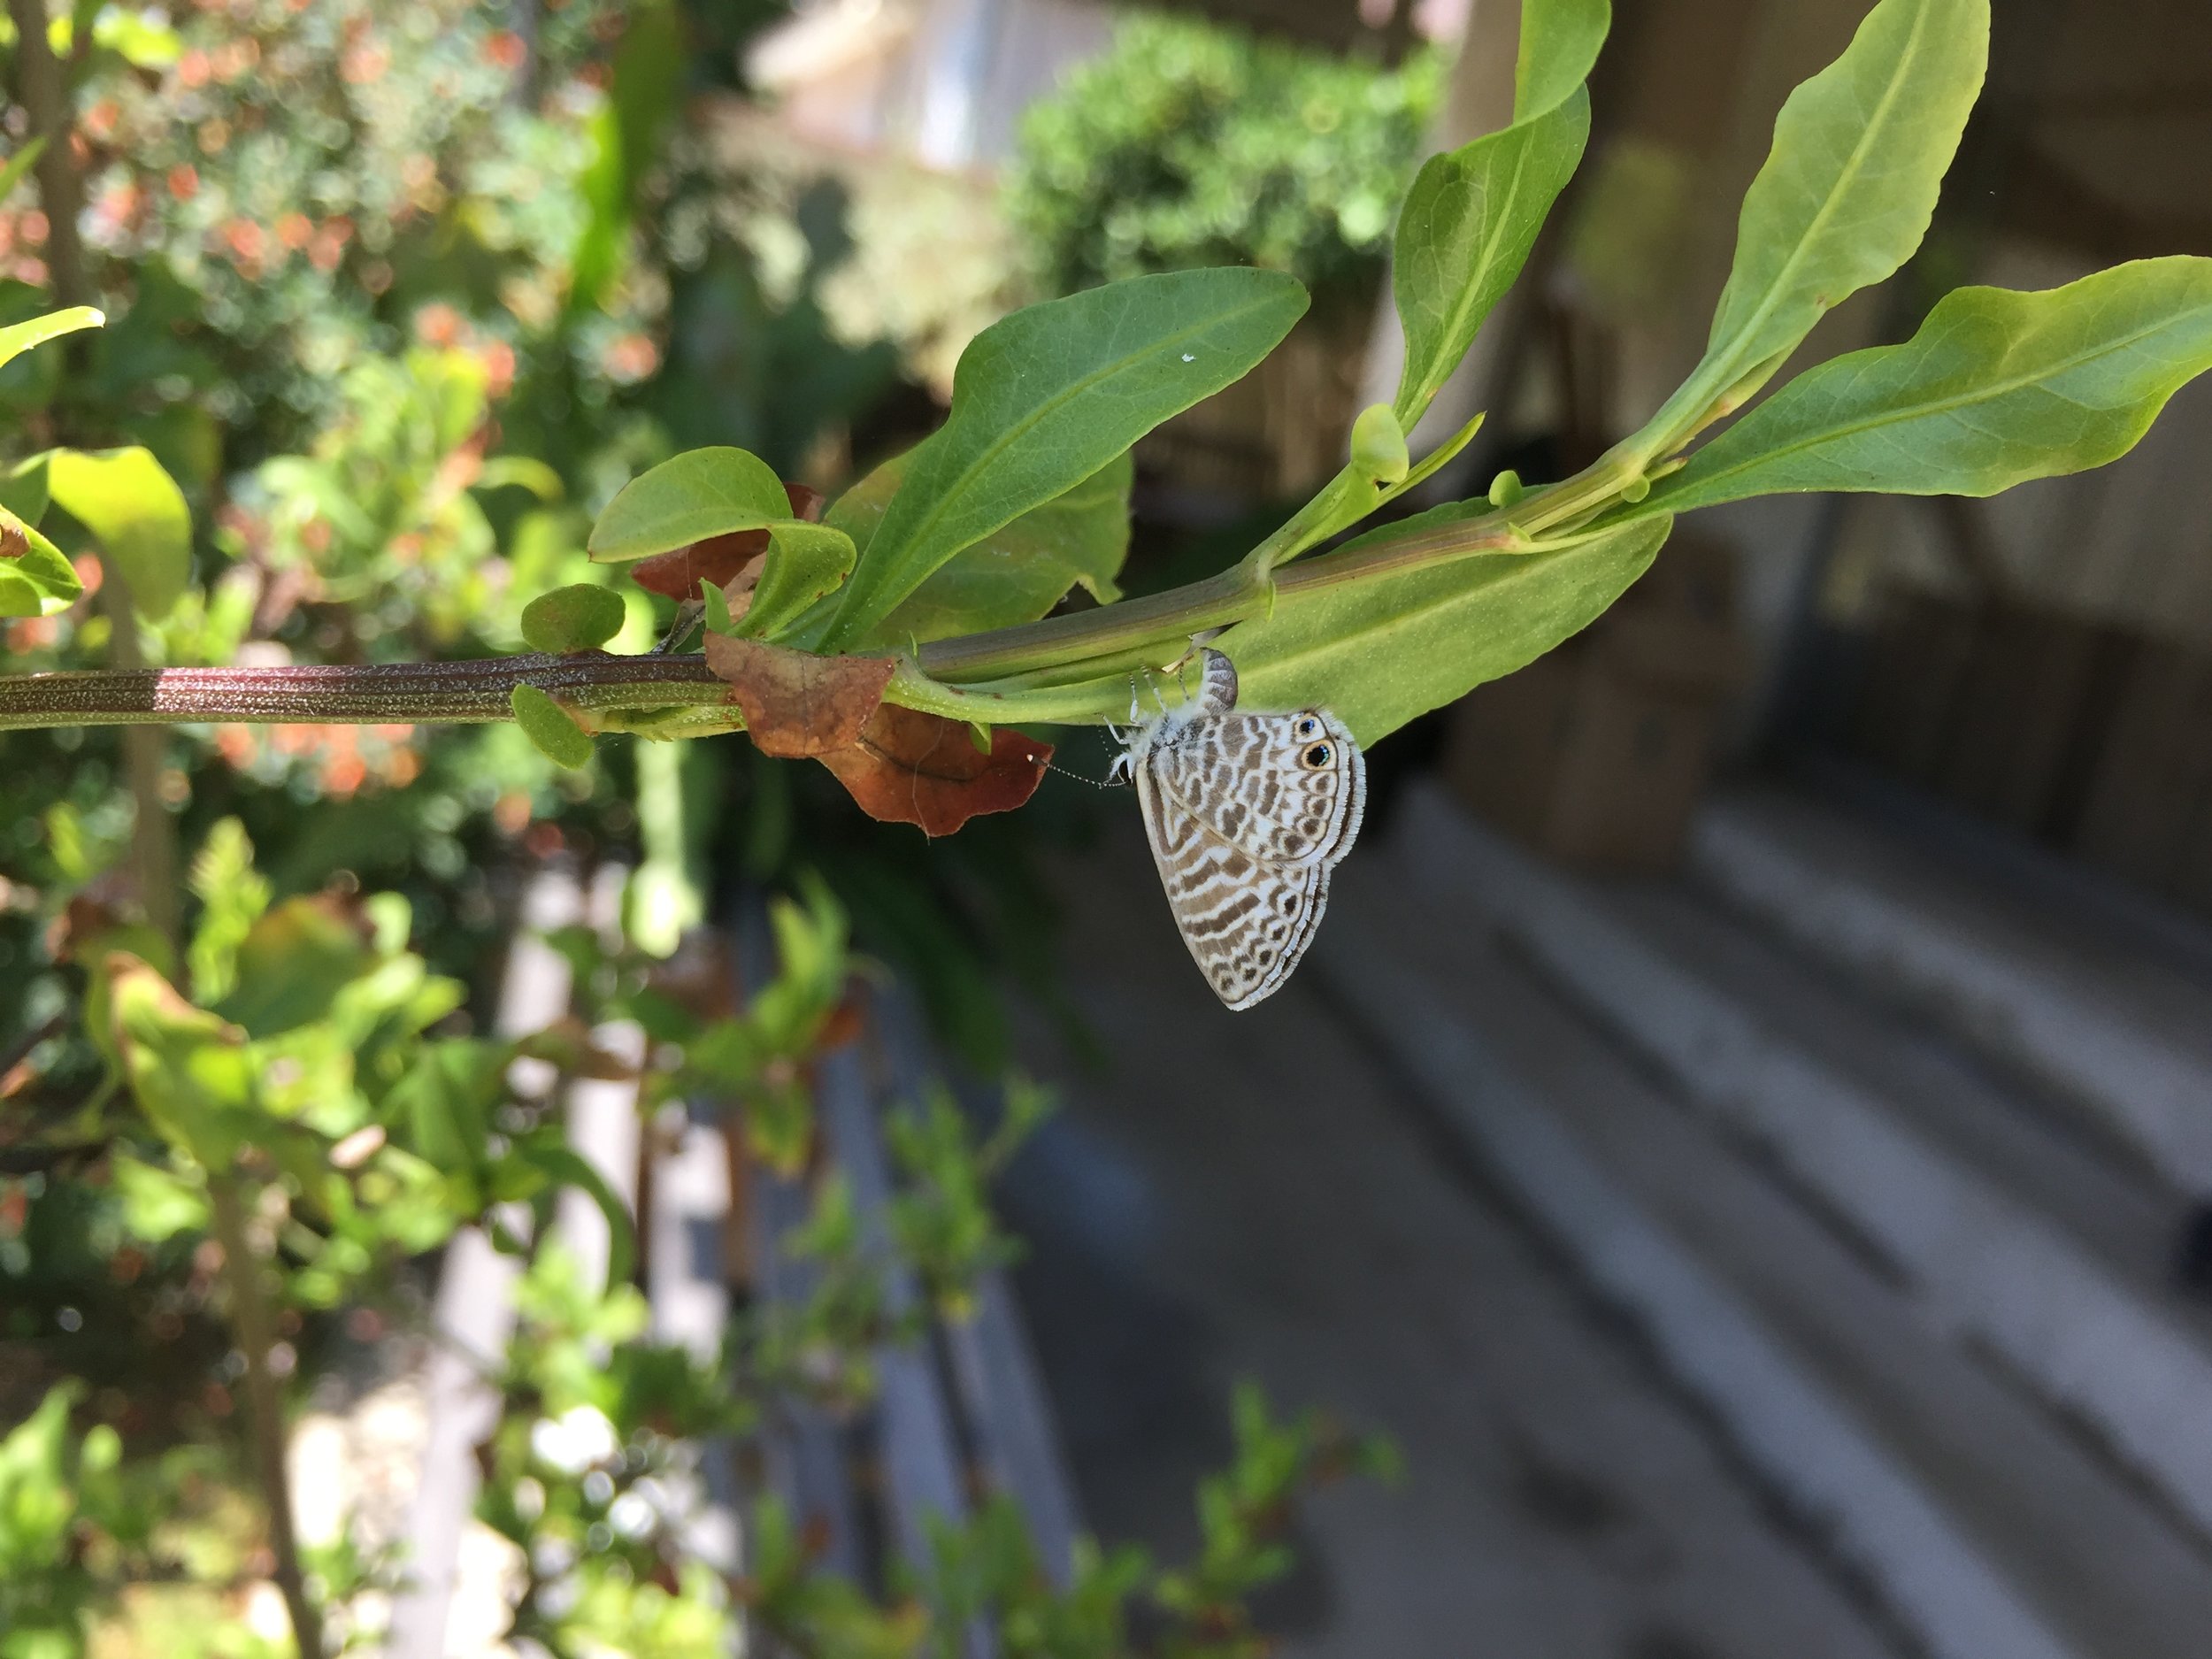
<box><xmin>1131</xmin><ymin>690</ymin><xmax>1367</xmax><ymax>1010</ymax></box>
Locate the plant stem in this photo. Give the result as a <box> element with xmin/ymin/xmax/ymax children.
<box><xmin>209</xmin><ymin>1179</ymin><xmax>326</xmax><ymax>1659</ymax></box>
<box><xmin>101</xmin><ymin>576</ymin><xmax>180</xmax><ymax>942</ymax></box>
<box><xmin>0</xmin><ymin>504</ymin><xmax>1533</xmax><ymax>732</ymax></box>
<box><xmin>0</xmin><ymin>652</ymin><xmax>725</xmax><ymax>727</ymax></box>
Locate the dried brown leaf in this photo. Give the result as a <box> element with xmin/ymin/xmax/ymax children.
<box><xmin>818</xmin><ymin>704</ymin><xmax>1053</xmax><ymax>837</ymax></box>
<box><xmin>704</xmin><ymin>635</ymin><xmax>896</xmax><ymax>758</ymax></box>
<box><xmin>627</xmin><ymin>527</ymin><xmax>769</xmax><ymax>602</ymax></box>
<box><xmin>625</xmin><ymin>481</ymin><xmax>824</xmax><ymax>601</ymax></box>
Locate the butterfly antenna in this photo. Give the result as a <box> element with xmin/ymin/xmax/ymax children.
<box><xmin>1044</xmin><ymin>757</ymin><xmax>1121</xmax><ymax>789</ymax></box>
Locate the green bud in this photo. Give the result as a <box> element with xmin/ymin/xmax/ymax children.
<box><xmin>511</xmin><ymin>684</ymin><xmax>595</xmax><ymax>769</ymax></box>
<box><xmin>701</xmin><ymin>577</ymin><xmax>736</xmax><ymax>636</ymax></box>
<box><xmin>1486</xmin><ymin>469</ymin><xmax>1524</xmax><ymax>509</ymax></box>
<box><xmin>1349</xmin><ymin>403</ymin><xmax>1410</xmax><ymax>486</ymax></box>
<box><xmin>520</xmin><ymin>584</ymin><xmax>626</xmax><ymax>654</ymax></box>
<box><xmin>1620</xmin><ymin>474</ymin><xmax>1652</xmax><ymax>503</ymax></box>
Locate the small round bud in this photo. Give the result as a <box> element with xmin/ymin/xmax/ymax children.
<box><xmin>1349</xmin><ymin>403</ymin><xmax>1409</xmax><ymax>486</ymax></box>
<box><xmin>1486</xmin><ymin>469</ymin><xmax>1524</xmax><ymax>510</ymax></box>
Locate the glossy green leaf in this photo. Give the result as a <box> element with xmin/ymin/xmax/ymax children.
<box><xmin>0</xmin><ymin>506</ymin><xmax>81</xmax><ymax>618</ymax></box>
<box><xmin>1517</xmin><ymin>0</ymin><xmax>1611</xmax><ymax>122</ymax></box>
<box><xmin>1651</xmin><ymin>258</ymin><xmax>2212</xmax><ymax>511</ymax></box>
<box><xmin>1634</xmin><ymin>0</ymin><xmax>1987</xmax><ymax>458</ymax></box>
<box><xmin>511</xmin><ymin>684</ymin><xmax>596</xmax><ymax>768</ymax></box>
<box><xmin>0</xmin><ymin>303</ymin><xmax>101</xmax><ymax>374</ymax></box>
<box><xmin>740</xmin><ymin>525</ymin><xmax>859</xmax><ymax>641</ymax></box>
<box><xmin>588</xmin><ymin>446</ymin><xmax>791</xmax><ymax>562</ymax></box>
<box><xmin>822</xmin><ymin>268</ymin><xmax>1308</xmax><ymax>648</ymax></box>
<box><xmin>1392</xmin><ymin>92</ymin><xmax>1589</xmax><ymax>425</ymax></box>
<box><xmin>832</xmin><ymin>449</ymin><xmax>1133</xmax><ymax>648</ymax></box>
<box><xmin>46</xmin><ymin>446</ymin><xmax>191</xmax><ymax>618</ymax></box>
<box><xmin>1223</xmin><ymin>511</ymin><xmax>1672</xmax><ymax>744</ymax></box>
<box><xmin>521</xmin><ymin>583</ymin><xmax>626</xmax><ymax>653</ymax></box>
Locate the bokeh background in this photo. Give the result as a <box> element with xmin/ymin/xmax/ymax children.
<box><xmin>7</xmin><ymin>1</ymin><xmax>2212</xmax><ymax>1655</ymax></box>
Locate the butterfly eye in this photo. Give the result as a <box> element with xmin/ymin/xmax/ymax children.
<box><xmin>1302</xmin><ymin>742</ymin><xmax>1332</xmax><ymax>769</ymax></box>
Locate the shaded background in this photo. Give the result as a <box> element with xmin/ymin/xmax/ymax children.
<box><xmin>5</xmin><ymin>0</ymin><xmax>2212</xmax><ymax>1655</ymax></box>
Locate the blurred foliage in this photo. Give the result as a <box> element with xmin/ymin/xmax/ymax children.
<box><xmin>1007</xmin><ymin>13</ymin><xmax>1442</xmax><ymax>306</ymax></box>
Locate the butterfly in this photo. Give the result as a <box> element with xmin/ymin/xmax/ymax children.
<box><xmin>1110</xmin><ymin>649</ymin><xmax>1366</xmax><ymax>1010</ymax></box>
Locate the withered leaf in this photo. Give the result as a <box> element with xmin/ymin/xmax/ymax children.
<box><xmin>0</xmin><ymin>518</ymin><xmax>26</xmax><ymax>560</ymax></box>
<box><xmin>628</xmin><ymin>527</ymin><xmax>768</xmax><ymax>602</ymax></box>
<box><xmin>818</xmin><ymin>704</ymin><xmax>1053</xmax><ymax>837</ymax></box>
<box><xmin>704</xmin><ymin>634</ymin><xmax>896</xmax><ymax>758</ymax></box>
<box><xmin>626</xmin><ymin>481</ymin><xmax>824</xmax><ymax>601</ymax></box>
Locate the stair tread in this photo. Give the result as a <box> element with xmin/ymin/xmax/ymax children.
<box><xmin>1702</xmin><ymin>785</ymin><xmax>2212</xmax><ymax>1069</ymax></box>
<box><xmin>1324</xmin><ymin>842</ymin><xmax>2212</xmax><ymax>1659</ymax></box>
<box><xmin>1603</xmin><ymin>879</ymin><xmax>2200</xmax><ymax>1315</ymax></box>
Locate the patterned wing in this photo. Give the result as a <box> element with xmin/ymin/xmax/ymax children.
<box><xmin>1146</xmin><ymin>708</ymin><xmax>1366</xmax><ymax>870</ymax></box>
<box><xmin>1134</xmin><ymin>760</ymin><xmax>1333</xmax><ymax>1010</ymax></box>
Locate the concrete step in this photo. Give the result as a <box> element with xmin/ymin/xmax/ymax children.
<box><xmin>1390</xmin><ymin>787</ymin><xmax>2212</xmax><ymax>1542</ymax></box>
<box><xmin>1011</xmin><ymin>825</ymin><xmax>1907</xmax><ymax>1659</ymax></box>
<box><xmin>1317</xmin><ymin>830</ymin><xmax>2212</xmax><ymax>1659</ymax></box>
<box><xmin>1691</xmin><ymin>782</ymin><xmax>2212</xmax><ymax>1194</ymax></box>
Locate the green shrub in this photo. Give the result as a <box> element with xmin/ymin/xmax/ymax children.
<box><xmin>1006</xmin><ymin>15</ymin><xmax>1443</xmax><ymax>304</ymax></box>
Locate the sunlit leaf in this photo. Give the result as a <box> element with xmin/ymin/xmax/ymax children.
<box><xmin>1650</xmin><ymin>258</ymin><xmax>2212</xmax><ymax>511</ymax></box>
<box><xmin>1631</xmin><ymin>0</ymin><xmax>1988</xmax><ymax>458</ymax></box>
<box><xmin>46</xmin><ymin>446</ymin><xmax>191</xmax><ymax>618</ymax></box>
<box><xmin>821</xmin><ymin>268</ymin><xmax>1307</xmax><ymax>647</ymax></box>
<box><xmin>1223</xmin><ymin>511</ymin><xmax>1672</xmax><ymax>744</ymax></box>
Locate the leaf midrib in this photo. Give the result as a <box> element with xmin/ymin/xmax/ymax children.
<box><xmin>1677</xmin><ymin>299</ymin><xmax>2212</xmax><ymax>497</ymax></box>
<box><xmin>841</xmin><ymin>286</ymin><xmax>1294</xmax><ymax>630</ymax></box>
<box><xmin>1714</xmin><ymin>0</ymin><xmax>1939</xmax><ymax>384</ymax></box>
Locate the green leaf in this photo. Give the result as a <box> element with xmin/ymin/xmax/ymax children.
<box><xmin>588</xmin><ymin>447</ymin><xmax>791</xmax><ymax>562</ymax></box>
<box><xmin>1517</xmin><ymin>0</ymin><xmax>1611</xmax><ymax>122</ymax></box>
<box><xmin>1632</xmin><ymin>0</ymin><xmax>1988</xmax><ymax>459</ymax></box>
<box><xmin>0</xmin><ymin>454</ymin><xmax>49</xmax><ymax>525</ymax></box>
<box><xmin>219</xmin><ymin>897</ymin><xmax>373</xmax><ymax>1039</ymax></box>
<box><xmin>833</xmin><ymin>449</ymin><xmax>1133</xmax><ymax>647</ymax></box>
<box><xmin>1651</xmin><ymin>258</ymin><xmax>2212</xmax><ymax>511</ymax></box>
<box><xmin>46</xmin><ymin>446</ymin><xmax>191</xmax><ymax>618</ymax></box>
<box><xmin>388</xmin><ymin>1041</ymin><xmax>506</xmax><ymax>1177</ymax></box>
<box><xmin>111</xmin><ymin>1151</ymin><xmax>209</xmax><ymax>1242</ymax></box>
<box><xmin>106</xmin><ymin>956</ymin><xmax>256</xmax><ymax>1163</ymax></box>
<box><xmin>0</xmin><ymin>304</ymin><xmax>101</xmax><ymax>374</ymax></box>
<box><xmin>186</xmin><ymin>818</ymin><xmax>272</xmax><ymax>1007</ymax></box>
<box><xmin>740</xmin><ymin>524</ymin><xmax>859</xmax><ymax>641</ymax></box>
<box><xmin>0</xmin><ymin>507</ymin><xmax>81</xmax><ymax>618</ymax></box>
<box><xmin>509</xmin><ymin>1138</ymin><xmax>638</xmax><ymax>1286</ymax></box>
<box><xmin>1392</xmin><ymin>92</ymin><xmax>1589</xmax><ymax>425</ymax></box>
<box><xmin>821</xmin><ymin>268</ymin><xmax>1308</xmax><ymax>648</ymax></box>
<box><xmin>1222</xmin><ymin>511</ymin><xmax>1672</xmax><ymax>744</ymax></box>
<box><xmin>511</xmin><ymin>684</ymin><xmax>595</xmax><ymax>769</ymax></box>
<box><xmin>521</xmin><ymin>583</ymin><xmax>626</xmax><ymax>653</ymax></box>
<box><xmin>570</xmin><ymin>0</ymin><xmax>682</xmax><ymax>309</ymax></box>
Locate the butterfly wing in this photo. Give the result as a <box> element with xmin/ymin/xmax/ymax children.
<box><xmin>1146</xmin><ymin>710</ymin><xmax>1365</xmax><ymax>868</ymax></box>
<box><xmin>1133</xmin><ymin>709</ymin><xmax>1365</xmax><ymax>1010</ymax></box>
<box><xmin>1134</xmin><ymin>761</ymin><xmax>1331</xmax><ymax>1010</ymax></box>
